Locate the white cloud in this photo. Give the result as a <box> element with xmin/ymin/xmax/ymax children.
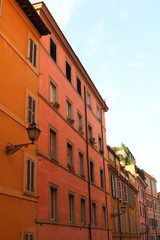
<box><xmin>129</xmin><ymin>52</ymin><xmax>148</xmax><ymax>67</ymax></box>
<box><xmin>105</xmin><ymin>40</ymin><xmax>122</xmax><ymax>57</ymax></box>
<box><xmin>119</xmin><ymin>9</ymin><xmax>129</xmax><ymax>23</ymax></box>
<box><xmin>87</xmin><ymin>19</ymin><xmax>104</xmax><ymax>47</ymax></box>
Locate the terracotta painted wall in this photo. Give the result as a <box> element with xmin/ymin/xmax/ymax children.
<box><xmin>34</xmin><ymin>2</ymin><xmax>112</xmax><ymax>240</ymax></box>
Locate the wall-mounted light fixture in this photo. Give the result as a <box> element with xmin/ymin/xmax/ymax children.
<box><xmin>111</xmin><ymin>203</ymin><xmax>126</xmax><ymax>217</ymax></box>
<box><xmin>6</xmin><ymin>123</ymin><xmax>41</xmax><ymax>155</ymax></box>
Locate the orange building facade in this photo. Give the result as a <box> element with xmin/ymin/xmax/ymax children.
<box><xmin>33</xmin><ymin>2</ymin><xmax>112</xmax><ymax>240</ymax></box>
<box><xmin>0</xmin><ymin>0</ymin><xmax>49</xmax><ymax>239</ymax></box>
<box><xmin>107</xmin><ymin>146</ymin><xmax>141</xmax><ymax>240</ymax></box>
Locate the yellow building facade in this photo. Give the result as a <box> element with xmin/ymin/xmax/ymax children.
<box><xmin>107</xmin><ymin>146</ymin><xmax>141</xmax><ymax>240</ymax></box>
<box><xmin>0</xmin><ymin>0</ymin><xmax>49</xmax><ymax>239</ymax></box>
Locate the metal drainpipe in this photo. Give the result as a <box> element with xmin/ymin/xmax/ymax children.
<box><xmin>84</xmin><ymin>86</ymin><xmax>92</xmax><ymax>240</ymax></box>
<box><xmin>100</xmin><ymin>108</ymin><xmax>110</xmax><ymax>240</ymax></box>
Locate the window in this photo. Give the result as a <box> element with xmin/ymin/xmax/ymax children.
<box><xmin>26</xmin><ymin>158</ymin><xmax>35</xmax><ymax>193</ymax></box>
<box><xmin>27</xmin><ymin>95</ymin><xmax>36</xmax><ymax>124</ymax></box>
<box><xmin>97</xmin><ymin>105</ymin><xmax>101</xmax><ymax>122</ymax></box>
<box><xmin>49</xmin><ymin>184</ymin><xmax>59</xmax><ymax>221</ymax></box>
<box><xmin>68</xmin><ymin>192</ymin><xmax>75</xmax><ymax>223</ymax></box>
<box><xmin>123</xmin><ymin>185</ymin><xmax>128</xmax><ymax>203</ymax></box>
<box><xmin>148</xmin><ymin>178</ymin><xmax>150</xmax><ymax>188</ymax></box>
<box><xmin>77</xmin><ymin>112</ymin><xmax>83</xmax><ymax>134</ymax></box>
<box><xmin>90</xmin><ymin>160</ymin><xmax>95</xmax><ymax>183</ymax></box>
<box><xmin>111</xmin><ymin>175</ymin><xmax>116</xmax><ymax>198</ymax></box>
<box><xmin>118</xmin><ymin>181</ymin><xmax>122</xmax><ymax>200</ymax></box>
<box><xmin>130</xmin><ymin>214</ymin><xmax>133</xmax><ymax>233</ymax></box>
<box><xmin>50</xmin><ymin>80</ymin><xmax>57</xmax><ymax>104</ymax></box>
<box><xmin>114</xmin><ymin>208</ymin><xmax>118</xmax><ymax>232</ymax></box>
<box><xmin>50</xmin><ymin>128</ymin><xmax>57</xmax><ymax>161</ymax></box>
<box><xmin>102</xmin><ymin>206</ymin><xmax>107</xmax><ymax>227</ymax></box>
<box><xmin>29</xmin><ymin>38</ymin><xmax>37</xmax><ymax>68</ymax></box>
<box><xmin>24</xmin><ymin>232</ymin><xmax>34</xmax><ymax>240</ymax></box>
<box><xmin>98</xmin><ymin>136</ymin><xmax>102</xmax><ymax>152</ymax></box>
<box><xmin>66</xmin><ymin>60</ymin><xmax>71</xmax><ymax>82</ymax></box>
<box><xmin>80</xmin><ymin>197</ymin><xmax>86</xmax><ymax>225</ymax></box>
<box><xmin>87</xmin><ymin>91</ymin><xmax>92</xmax><ymax>109</ymax></box>
<box><xmin>134</xmin><ymin>194</ymin><xmax>136</xmax><ymax>209</ymax></box>
<box><xmin>79</xmin><ymin>151</ymin><xmax>85</xmax><ymax>177</ymax></box>
<box><xmin>66</xmin><ymin>99</ymin><xmax>73</xmax><ymax>120</ymax></box>
<box><xmin>139</xmin><ymin>202</ymin><xmax>142</xmax><ymax>216</ymax></box>
<box><xmin>92</xmin><ymin>201</ymin><xmax>97</xmax><ymax>226</ymax></box>
<box><xmin>67</xmin><ymin>141</ymin><xmax>74</xmax><ymax>169</ymax></box>
<box><xmin>77</xmin><ymin>76</ymin><xmax>81</xmax><ymax>96</ymax></box>
<box><xmin>125</xmin><ymin>213</ymin><xmax>128</xmax><ymax>233</ymax></box>
<box><xmin>50</xmin><ymin>37</ymin><xmax>57</xmax><ymax>62</ymax></box>
<box><xmin>88</xmin><ymin>124</ymin><xmax>93</xmax><ymax>139</ymax></box>
<box><xmin>100</xmin><ymin>168</ymin><xmax>104</xmax><ymax>189</ymax></box>
<box><xmin>120</xmin><ymin>213</ymin><xmax>123</xmax><ymax>232</ymax></box>
<box><xmin>131</xmin><ymin>192</ymin><xmax>134</xmax><ymax>208</ymax></box>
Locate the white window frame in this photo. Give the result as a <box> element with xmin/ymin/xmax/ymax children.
<box><xmin>87</xmin><ymin>90</ymin><xmax>92</xmax><ymax>109</ymax></box>
<box><xmin>66</xmin><ymin>98</ymin><xmax>73</xmax><ymax>119</ymax></box>
<box><xmin>49</xmin><ymin>127</ymin><xmax>58</xmax><ymax>161</ymax></box>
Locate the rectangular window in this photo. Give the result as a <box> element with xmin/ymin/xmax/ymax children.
<box><xmin>134</xmin><ymin>194</ymin><xmax>136</xmax><ymax>209</ymax></box>
<box><xmin>29</xmin><ymin>38</ymin><xmax>37</xmax><ymax>68</ymax></box>
<box><xmin>49</xmin><ymin>184</ymin><xmax>59</xmax><ymax>221</ymax></box>
<box><xmin>125</xmin><ymin>213</ymin><xmax>128</xmax><ymax>233</ymax></box>
<box><xmin>88</xmin><ymin>124</ymin><xmax>93</xmax><ymax>139</ymax></box>
<box><xmin>120</xmin><ymin>213</ymin><xmax>123</xmax><ymax>232</ymax></box>
<box><xmin>90</xmin><ymin>160</ymin><xmax>95</xmax><ymax>183</ymax></box>
<box><xmin>97</xmin><ymin>105</ymin><xmax>101</xmax><ymax>122</ymax></box>
<box><xmin>123</xmin><ymin>184</ymin><xmax>128</xmax><ymax>203</ymax></box>
<box><xmin>118</xmin><ymin>181</ymin><xmax>122</xmax><ymax>200</ymax></box>
<box><xmin>130</xmin><ymin>214</ymin><xmax>133</xmax><ymax>233</ymax></box>
<box><xmin>87</xmin><ymin>91</ymin><xmax>92</xmax><ymax>109</ymax></box>
<box><xmin>79</xmin><ymin>151</ymin><xmax>85</xmax><ymax>177</ymax></box>
<box><xmin>27</xmin><ymin>95</ymin><xmax>36</xmax><ymax>124</ymax></box>
<box><xmin>114</xmin><ymin>208</ymin><xmax>118</xmax><ymax>232</ymax></box>
<box><xmin>98</xmin><ymin>136</ymin><xmax>102</xmax><ymax>152</ymax></box>
<box><xmin>92</xmin><ymin>201</ymin><xmax>97</xmax><ymax>226</ymax></box>
<box><xmin>77</xmin><ymin>76</ymin><xmax>81</xmax><ymax>96</ymax></box>
<box><xmin>68</xmin><ymin>192</ymin><xmax>75</xmax><ymax>223</ymax></box>
<box><xmin>80</xmin><ymin>197</ymin><xmax>86</xmax><ymax>225</ymax></box>
<box><xmin>102</xmin><ymin>206</ymin><xmax>107</xmax><ymax>227</ymax></box>
<box><xmin>67</xmin><ymin>142</ymin><xmax>74</xmax><ymax>169</ymax></box>
<box><xmin>77</xmin><ymin>112</ymin><xmax>83</xmax><ymax>134</ymax></box>
<box><xmin>50</xmin><ymin>38</ymin><xmax>57</xmax><ymax>62</ymax></box>
<box><xmin>26</xmin><ymin>158</ymin><xmax>35</xmax><ymax>193</ymax></box>
<box><xmin>50</xmin><ymin>81</ymin><xmax>57</xmax><ymax>104</ymax></box>
<box><xmin>111</xmin><ymin>175</ymin><xmax>116</xmax><ymax>198</ymax></box>
<box><xmin>66</xmin><ymin>99</ymin><xmax>73</xmax><ymax>120</ymax></box>
<box><xmin>50</xmin><ymin>128</ymin><xmax>57</xmax><ymax>161</ymax></box>
<box><xmin>24</xmin><ymin>232</ymin><xmax>34</xmax><ymax>240</ymax></box>
<box><xmin>100</xmin><ymin>168</ymin><xmax>104</xmax><ymax>189</ymax></box>
<box><xmin>66</xmin><ymin>60</ymin><xmax>71</xmax><ymax>82</ymax></box>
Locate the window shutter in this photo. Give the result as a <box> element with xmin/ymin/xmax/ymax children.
<box><xmin>33</xmin><ymin>43</ymin><xmax>37</xmax><ymax>67</ymax></box>
<box><xmin>29</xmin><ymin>38</ymin><xmax>33</xmax><ymax>63</ymax></box>
<box><xmin>118</xmin><ymin>181</ymin><xmax>122</xmax><ymax>200</ymax></box>
<box><xmin>111</xmin><ymin>175</ymin><xmax>116</xmax><ymax>197</ymax></box>
<box><xmin>123</xmin><ymin>185</ymin><xmax>128</xmax><ymax>203</ymax></box>
<box><xmin>115</xmin><ymin>177</ymin><xmax>118</xmax><ymax>198</ymax></box>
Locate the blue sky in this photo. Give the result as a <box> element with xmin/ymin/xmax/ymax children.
<box><xmin>31</xmin><ymin>0</ymin><xmax>160</xmax><ymax>191</ymax></box>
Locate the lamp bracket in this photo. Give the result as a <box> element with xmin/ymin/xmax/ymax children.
<box><xmin>6</xmin><ymin>141</ymin><xmax>34</xmax><ymax>155</ymax></box>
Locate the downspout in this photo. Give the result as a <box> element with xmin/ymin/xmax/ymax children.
<box><xmin>101</xmin><ymin>108</ymin><xmax>110</xmax><ymax>240</ymax></box>
<box><xmin>84</xmin><ymin>86</ymin><xmax>92</xmax><ymax>240</ymax></box>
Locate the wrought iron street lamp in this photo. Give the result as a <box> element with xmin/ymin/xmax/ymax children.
<box><xmin>6</xmin><ymin>123</ymin><xmax>41</xmax><ymax>155</ymax></box>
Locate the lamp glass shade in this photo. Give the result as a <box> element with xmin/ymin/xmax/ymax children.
<box><xmin>121</xmin><ymin>204</ymin><xmax>126</xmax><ymax>214</ymax></box>
<box><xmin>27</xmin><ymin>123</ymin><xmax>41</xmax><ymax>141</ymax></box>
